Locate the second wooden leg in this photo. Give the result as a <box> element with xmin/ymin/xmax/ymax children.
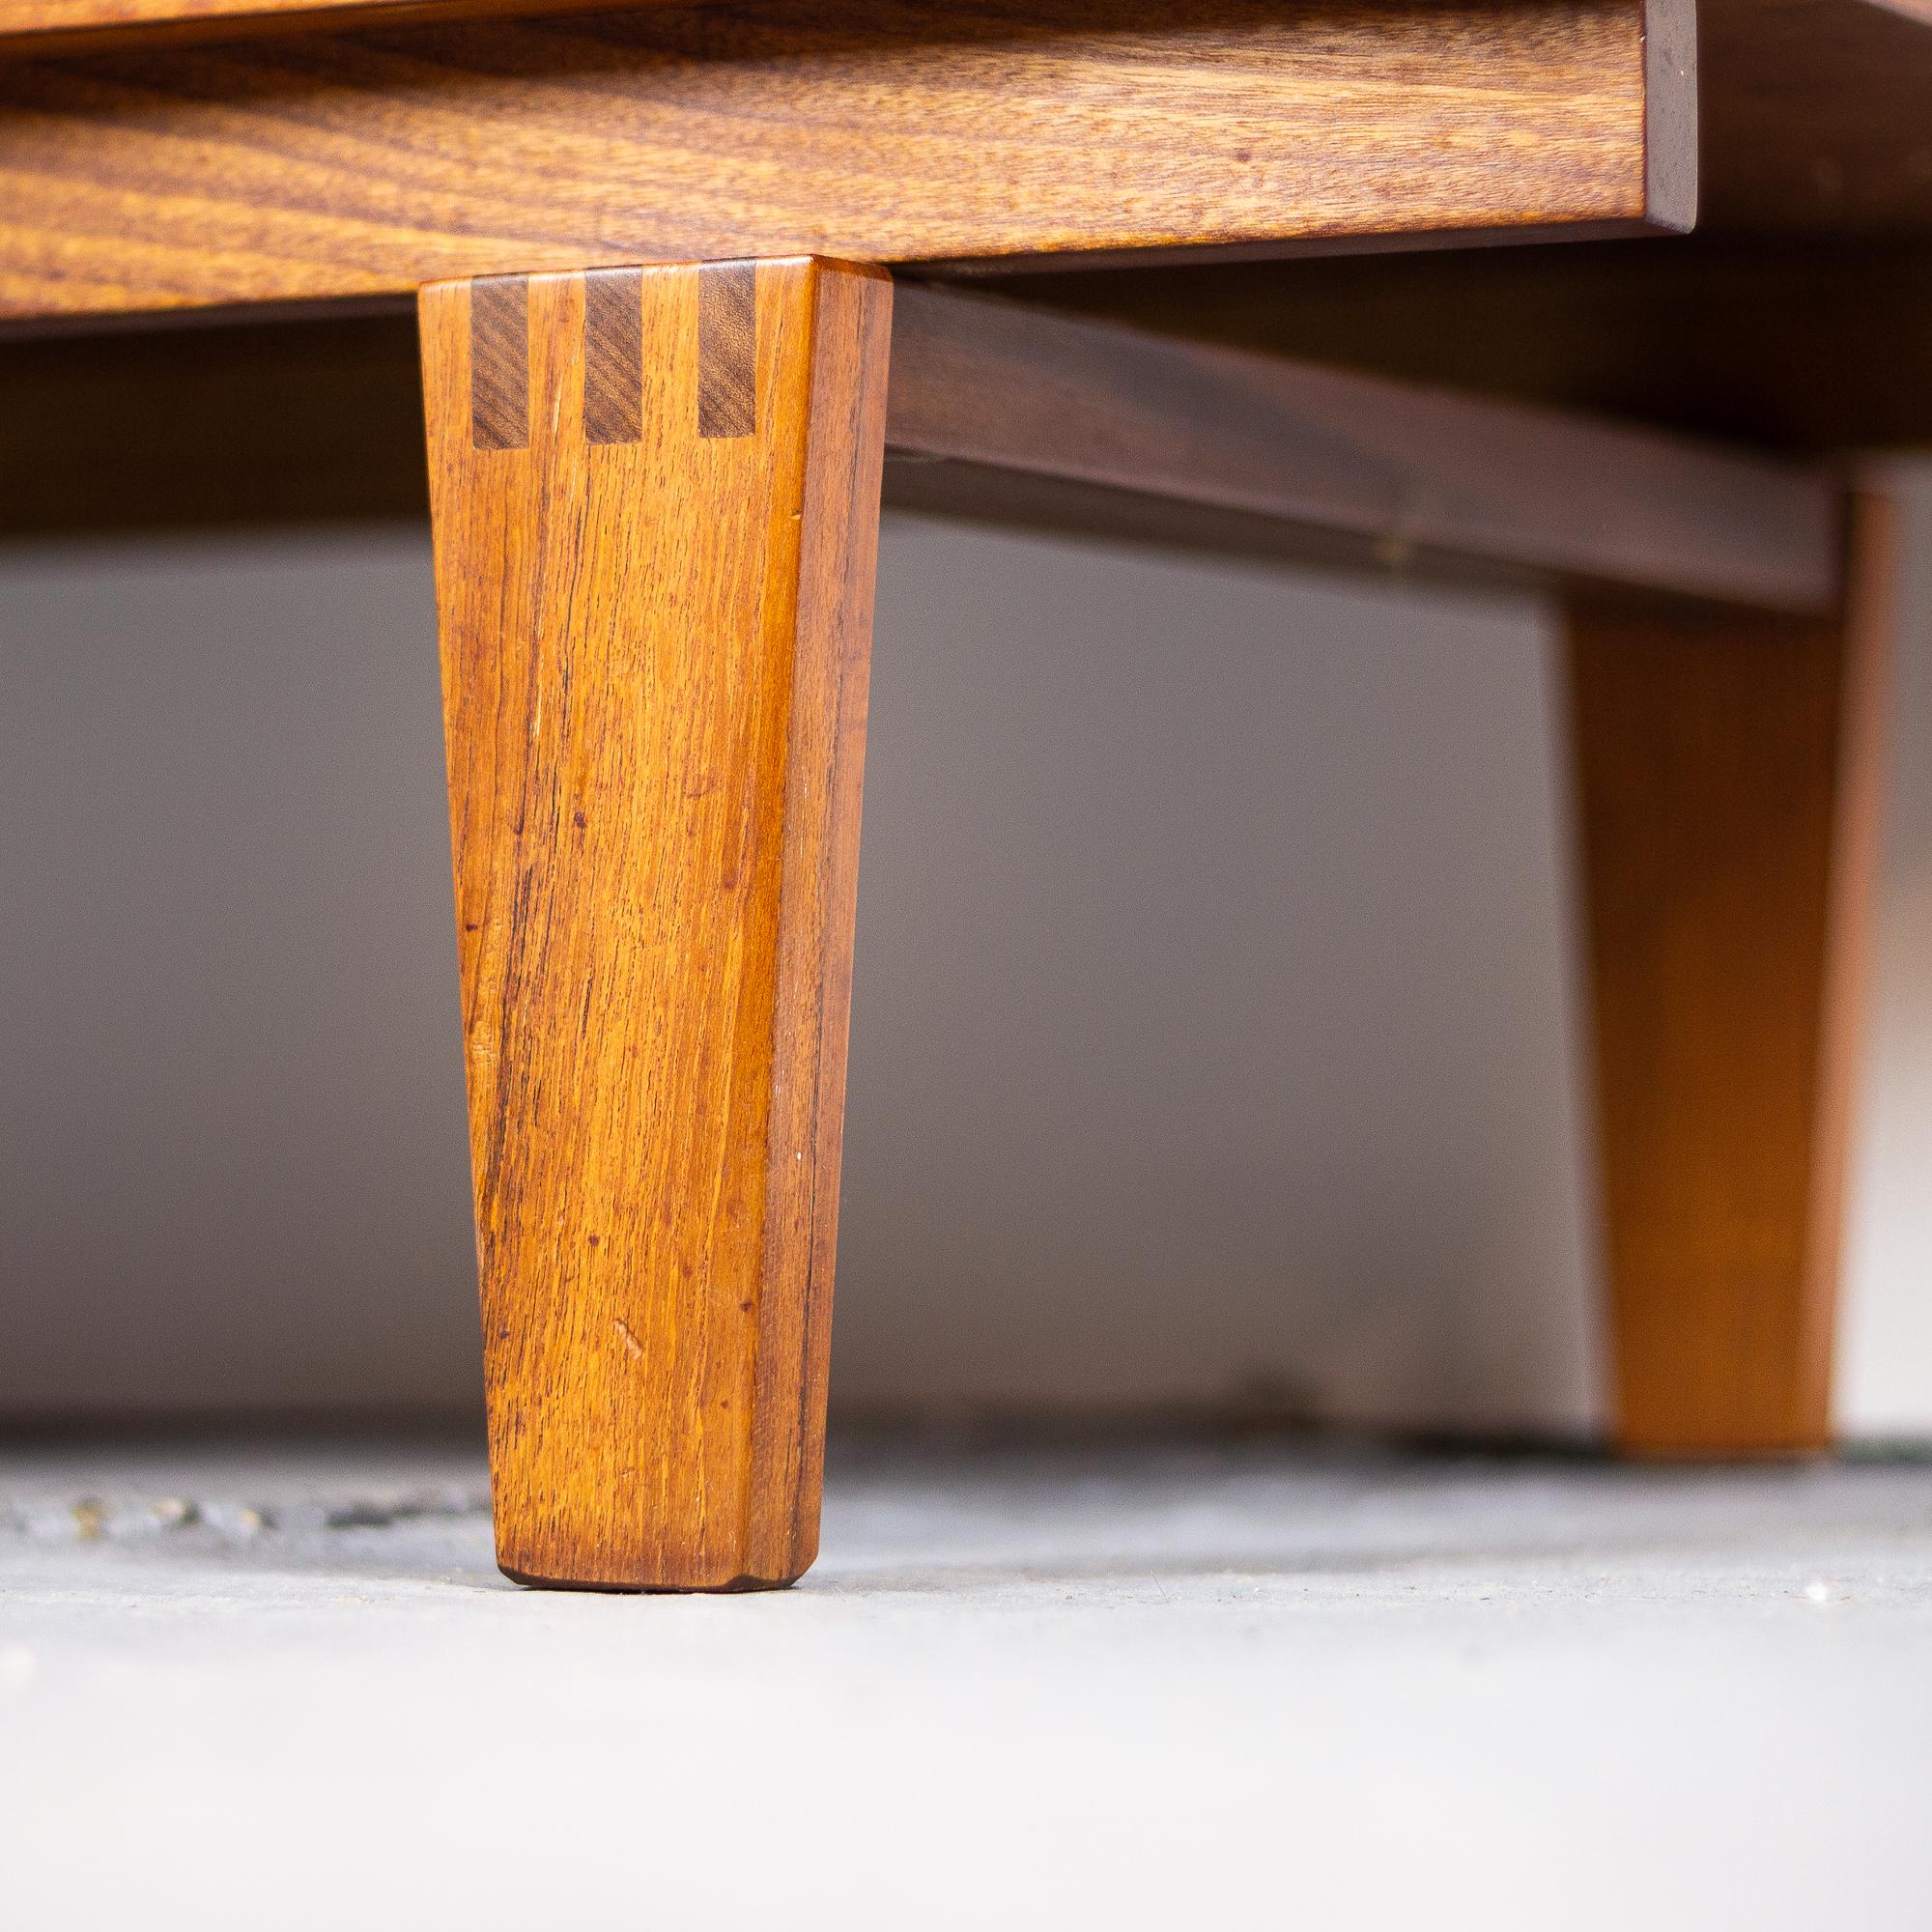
<box><xmin>1566</xmin><ymin>494</ymin><xmax>1897</xmax><ymax>1454</ymax></box>
<box><xmin>421</xmin><ymin>257</ymin><xmax>892</xmax><ymax>1588</ymax></box>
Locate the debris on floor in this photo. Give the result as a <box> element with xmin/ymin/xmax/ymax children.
<box><xmin>3</xmin><ymin>1433</ymin><xmax>1930</xmax><ymax>1931</ymax></box>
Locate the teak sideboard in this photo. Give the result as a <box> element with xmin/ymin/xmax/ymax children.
<box><xmin>1</xmin><ymin>0</ymin><xmax>1920</xmax><ymax>1586</ymax></box>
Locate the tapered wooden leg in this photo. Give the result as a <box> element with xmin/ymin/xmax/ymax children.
<box><xmin>1566</xmin><ymin>492</ymin><xmax>1897</xmax><ymax>1455</ymax></box>
<box><xmin>419</xmin><ymin>257</ymin><xmax>892</xmax><ymax>1588</ymax></box>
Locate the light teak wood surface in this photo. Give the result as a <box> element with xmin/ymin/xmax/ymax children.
<box><xmin>0</xmin><ymin>0</ymin><xmax>1689</xmax><ymax>325</ymax></box>
<box><xmin>1568</xmin><ymin>492</ymin><xmax>1897</xmax><ymax>1454</ymax></box>
<box><xmin>422</xmin><ymin>256</ymin><xmax>891</xmax><ymax>1588</ymax></box>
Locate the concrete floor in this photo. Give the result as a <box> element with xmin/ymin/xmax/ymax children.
<box><xmin>3</xmin><ymin>1434</ymin><xmax>1931</xmax><ymax>1930</ymax></box>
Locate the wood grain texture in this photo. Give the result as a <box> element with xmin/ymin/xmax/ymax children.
<box><xmin>10</xmin><ymin>0</ymin><xmax>1932</xmax><ymax>242</ymax></box>
<box><xmin>0</xmin><ymin>0</ymin><xmax>1686</xmax><ymax>326</ymax></box>
<box><xmin>422</xmin><ymin>255</ymin><xmax>891</xmax><ymax>1589</ymax></box>
<box><xmin>1567</xmin><ymin>491</ymin><xmax>1897</xmax><ymax>1456</ymax></box>
<box><xmin>582</xmin><ymin>265</ymin><xmax>642</xmax><ymax>444</ymax></box>
<box><xmin>468</xmin><ymin>274</ymin><xmax>527</xmax><ymax>450</ymax></box>
<box><xmin>885</xmin><ymin>284</ymin><xmax>1843</xmax><ymax>613</ymax></box>
<box><xmin>697</xmin><ymin>263</ymin><xmax>757</xmax><ymax>440</ymax></box>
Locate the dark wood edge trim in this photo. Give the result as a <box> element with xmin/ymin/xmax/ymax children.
<box><xmin>913</xmin><ymin>216</ymin><xmax>1679</xmax><ymax>281</ymax></box>
<box><xmin>1641</xmin><ymin>0</ymin><xmax>1699</xmax><ymax>233</ymax></box>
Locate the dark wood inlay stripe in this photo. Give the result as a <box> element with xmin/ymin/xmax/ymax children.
<box><xmin>697</xmin><ymin>262</ymin><xmax>757</xmax><ymax>440</ymax></box>
<box><xmin>582</xmin><ymin>267</ymin><xmax>642</xmax><ymax>445</ymax></box>
<box><xmin>470</xmin><ymin>274</ymin><xmax>528</xmax><ymax>451</ymax></box>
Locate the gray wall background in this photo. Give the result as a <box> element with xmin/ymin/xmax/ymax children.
<box><xmin>3</xmin><ymin>488</ymin><xmax>1928</xmax><ymax>1435</ymax></box>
